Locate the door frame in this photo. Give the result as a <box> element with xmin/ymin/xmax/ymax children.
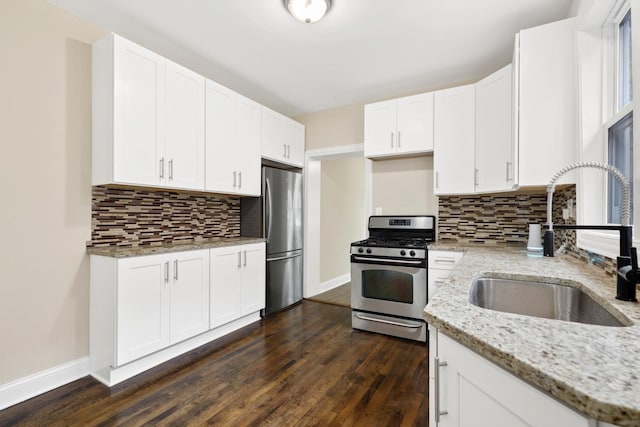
<box><xmin>303</xmin><ymin>144</ymin><xmax>372</xmax><ymax>298</ymax></box>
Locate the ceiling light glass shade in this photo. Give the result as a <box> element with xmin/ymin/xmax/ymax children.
<box><xmin>285</xmin><ymin>0</ymin><xmax>331</xmax><ymax>23</ymax></box>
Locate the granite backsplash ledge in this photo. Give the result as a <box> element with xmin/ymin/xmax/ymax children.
<box><xmin>87</xmin><ymin>186</ymin><xmax>241</xmax><ymax>248</ymax></box>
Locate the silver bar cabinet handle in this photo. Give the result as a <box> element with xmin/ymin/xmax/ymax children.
<box><xmin>238</xmin><ymin>171</ymin><xmax>242</xmax><ymax>188</ymax></box>
<box><xmin>283</xmin><ymin>144</ymin><xmax>287</xmax><ymax>157</ymax></box>
<box><xmin>173</xmin><ymin>260</ymin><xmax>178</xmax><ymax>280</ymax></box>
<box><xmin>164</xmin><ymin>261</ymin><xmax>169</xmax><ymax>283</ymax></box>
<box><xmin>237</xmin><ymin>252</ymin><xmax>242</xmax><ymax>268</ymax></box>
<box><xmin>243</xmin><ymin>250</ymin><xmax>247</xmax><ymax>266</ymax></box>
<box><xmin>474</xmin><ymin>169</ymin><xmax>479</xmax><ymax>187</ymax></box>
<box><xmin>159</xmin><ymin>158</ymin><xmax>165</xmax><ymax>179</ymax></box>
<box><xmin>390</xmin><ymin>132</ymin><xmax>394</xmax><ymax>148</ymax></box>
<box><xmin>435</xmin><ymin>357</ymin><xmax>448</xmax><ymax>422</ymax></box>
<box><xmin>398</xmin><ymin>131</ymin><xmax>401</xmax><ymax>148</ymax></box>
<box><xmin>168</xmin><ymin>159</ymin><xmax>173</xmax><ymax>180</ymax></box>
<box><xmin>435</xmin><ymin>171</ymin><xmax>439</xmax><ymax>189</ymax></box>
<box><xmin>287</xmin><ymin>145</ymin><xmax>290</xmax><ymax>158</ymax></box>
<box><xmin>233</xmin><ymin>171</ymin><xmax>237</xmax><ymax>188</ymax></box>
<box><xmin>506</xmin><ymin>161</ymin><xmax>512</xmax><ymax>182</ymax></box>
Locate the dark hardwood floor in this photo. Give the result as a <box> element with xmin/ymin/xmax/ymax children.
<box><xmin>0</xmin><ymin>301</ymin><xmax>428</xmax><ymax>426</ymax></box>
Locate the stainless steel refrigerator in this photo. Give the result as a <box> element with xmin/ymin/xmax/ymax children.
<box><xmin>241</xmin><ymin>166</ymin><xmax>303</xmax><ymax>315</ymax></box>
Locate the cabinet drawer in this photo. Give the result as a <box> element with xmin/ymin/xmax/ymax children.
<box><xmin>429</xmin><ymin>251</ymin><xmax>463</xmax><ymax>270</ymax></box>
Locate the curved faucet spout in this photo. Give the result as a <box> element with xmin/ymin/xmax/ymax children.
<box><xmin>546</xmin><ymin>161</ymin><xmax>631</xmax><ymax>230</ymax></box>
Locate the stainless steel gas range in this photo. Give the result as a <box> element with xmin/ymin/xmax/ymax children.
<box><xmin>350</xmin><ymin>215</ymin><xmax>436</xmax><ymax>342</ymax></box>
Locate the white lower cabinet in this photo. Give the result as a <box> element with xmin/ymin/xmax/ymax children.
<box><xmin>429</xmin><ymin>326</ymin><xmax>597</xmax><ymax>427</ymax></box>
<box><xmin>428</xmin><ymin>251</ymin><xmax>463</xmax><ymax>300</ymax></box>
<box><xmin>114</xmin><ymin>250</ymin><xmax>210</xmax><ymax>366</ymax></box>
<box><xmin>210</xmin><ymin>242</ymin><xmax>266</xmax><ymax>329</ymax></box>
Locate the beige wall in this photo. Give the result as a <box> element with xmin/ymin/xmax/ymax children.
<box><xmin>295</xmin><ymin>103</ymin><xmax>364</xmax><ymax>150</ymax></box>
<box><xmin>320</xmin><ymin>157</ymin><xmax>366</xmax><ymax>283</ymax></box>
<box><xmin>0</xmin><ymin>0</ymin><xmax>104</xmax><ymax>384</ymax></box>
<box><xmin>372</xmin><ymin>156</ymin><xmax>438</xmax><ymax>215</ymax></box>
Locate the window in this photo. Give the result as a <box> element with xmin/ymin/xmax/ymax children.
<box><xmin>607</xmin><ymin>6</ymin><xmax>633</xmax><ymax>225</ymax></box>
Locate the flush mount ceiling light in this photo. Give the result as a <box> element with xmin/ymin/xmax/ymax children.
<box><xmin>284</xmin><ymin>0</ymin><xmax>331</xmax><ymax>24</ymax></box>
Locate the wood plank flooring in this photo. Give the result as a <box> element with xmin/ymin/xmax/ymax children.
<box><xmin>0</xmin><ymin>301</ymin><xmax>428</xmax><ymax>426</ymax></box>
<box><xmin>305</xmin><ymin>283</ymin><xmax>350</xmax><ymax>307</ymax></box>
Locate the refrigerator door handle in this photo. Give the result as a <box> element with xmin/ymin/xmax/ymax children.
<box><xmin>265</xmin><ymin>177</ymin><xmax>273</xmax><ymax>244</ymax></box>
<box><xmin>267</xmin><ymin>252</ymin><xmax>303</xmax><ymax>262</ymax></box>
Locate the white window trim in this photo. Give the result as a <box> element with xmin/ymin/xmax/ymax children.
<box><xmin>575</xmin><ymin>0</ymin><xmax>635</xmax><ymax>259</ymax></box>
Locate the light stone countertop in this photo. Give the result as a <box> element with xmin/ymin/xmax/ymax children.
<box><xmin>424</xmin><ymin>246</ymin><xmax>640</xmax><ymax>426</ymax></box>
<box><xmin>86</xmin><ymin>237</ymin><xmax>265</xmax><ymax>258</ymax></box>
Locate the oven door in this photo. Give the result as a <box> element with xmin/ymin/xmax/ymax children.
<box><xmin>350</xmin><ymin>255</ymin><xmax>427</xmax><ymax>320</ymax></box>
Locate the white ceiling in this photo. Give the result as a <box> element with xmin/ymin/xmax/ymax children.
<box><xmin>46</xmin><ymin>0</ymin><xmax>575</xmax><ymax>117</ymax></box>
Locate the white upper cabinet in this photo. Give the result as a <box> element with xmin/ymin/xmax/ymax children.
<box><xmin>93</xmin><ymin>34</ymin><xmax>205</xmax><ymax>191</ymax></box>
<box><xmin>475</xmin><ymin>64</ymin><xmax>516</xmax><ymax>193</ymax></box>
<box><xmin>516</xmin><ymin>17</ymin><xmax>577</xmax><ymax>186</ymax></box>
<box><xmin>434</xmin><ymin>85</ymin><xmax>476</xmax><ymax>195</ymax></box>
<box><xmin>205</xmin><ymin>79</ymin><xmax>261</xmax><ymax>196</ymax></box>
<box><xmin>261</xmin><ymin>106</ymin><xmax>305</xmax><ymax>168</ymax></box>
<box><xmin>364</xmin><ymin>92</ymin><xmax>434</xmax><ymax>158</ymax></box>
<box><xmin>165</xmin><ymin>60</ymin><xmax>205</xmax><ymax>190</ymax></box>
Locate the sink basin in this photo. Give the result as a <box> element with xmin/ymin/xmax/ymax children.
<box><xmin>469</xmin><ymin>277</ymin><xmax>626</xmax><ymax>327</ymax></box>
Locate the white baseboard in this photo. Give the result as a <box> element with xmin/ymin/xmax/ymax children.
<box><xmin>0</xmin><ymin>357</ymin><xmax>90</xmax><ymax>411</ymax></box>
<box><xmin>317</xmin><ymin>273</ymin><xmax>350</xmax><ymax>295</ymax></box>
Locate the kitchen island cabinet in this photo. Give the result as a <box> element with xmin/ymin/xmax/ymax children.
<box><xmin>364</xmin><ymin>92</ymin><xmax>434</xmax><ymax>158</ymax></box>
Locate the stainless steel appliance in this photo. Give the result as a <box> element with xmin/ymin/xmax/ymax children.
<box><xmin>241</xmin><ymin>166</ymin><xmax>303</xmax><ymax>315</ymax></box>
<box><xmin>350</xmin><ymin>215</ymin><xmax>436</xmax><ymax>342</ymax></box>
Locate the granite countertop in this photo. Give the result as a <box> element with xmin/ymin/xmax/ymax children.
<box><xmin>86</xmin><ymin>237</ymin><xmax>266</xmax><ymax>258</ymax></box>
<box><xmin>424</xmin><ymin>246</ymin><xmax>640</xmax><ymax>426</ymax></box>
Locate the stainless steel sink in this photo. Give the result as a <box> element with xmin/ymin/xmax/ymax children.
<box><xmin>469</xmin><ymin>277</ymin><xmax>627</xmax><ymax>327</ymax></box>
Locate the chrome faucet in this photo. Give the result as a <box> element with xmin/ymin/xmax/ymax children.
<box><xmin>543</xmin><ymin>161</ymin><xmax>639</xmax><ymax>302</ymax></box>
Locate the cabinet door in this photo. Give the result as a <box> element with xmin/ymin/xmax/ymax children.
<box><xmin>435</xmin><ymin>332</ymin><xmax>592</xmax><ymax>427</ymax></box>
<box><xmin>434</xmin><ymin>85</ymin><xmax>476</xmax><ymax>195</ymax></box>
<box><xmin>261</xmin><ymin>106</ymin><xmax>287</xmax><ymax>163</ymax></box>
<box><xmin>397</xmin><ymin>92</ymin><xmax>434</xmax><ymax>154</ymax></box>
<box><xmin>205</xmin><ymin>79</ymin><xmax>238</xmax><ymax>193</ymax></box>
<box><xmin>364</xmin><ymin>99</ymin><xmax>396</xmax><ymax>158</ymax></box>
<box><xmin>210</xmin><ymin>246</ymin><xmax>243</xmax><ymax>329</ymax></box>
<box><xmin>165</xmin><ymin>60</ymin><xmax>205</xmax><ymax>190</ymax></box>
<box><xmin>518</xmin><ymin>17</ymin><xmax>576</xmax><ymax>186</ymax></box>
<box><xmin>240</xmin><ymin>243</ymin><xmax>266</xmax><ymax>316</ymax></box>
<box><xmin>283</xmin><ymin>119</ymin><xmax>305</xmax><ymax>168</ymax></box>
<box><xmin>235</xmin><ymin>95</ymin><xmax>262</xmax><ymax>195</ymax></box>
<box><xmin>475</xmin><ymin>64</ymin><xmax>515</xmax><ymax>193</ymax></box>
<box><xmin>170</xmin><ymin>250</ymin><xmax>210</xmax><ymax>344</ymax></box>
<box><xmin>113</xmin><ymin>36</ymin><xmax>165</xmax><ymax>186</ymax></box>
<box><xmin>116</xmin><ymin>254</ymin><xmax>170</xmax><ymax>365</ymax></box>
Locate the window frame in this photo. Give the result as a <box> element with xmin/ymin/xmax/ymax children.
<box><xmin>575</xmin><ymin>0</ymin><xmax>636</xmax><ymax>258</ymax></box>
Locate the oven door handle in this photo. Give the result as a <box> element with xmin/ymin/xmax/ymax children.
<box><xmin>354</xmin><ymin>313</ymin><xmax>423</xmax><ymax>329</ymax></box>
<box><xmin>351</xmin><ymin>256</ymin><xmax>424</xmax><ymax>266</ymax></box>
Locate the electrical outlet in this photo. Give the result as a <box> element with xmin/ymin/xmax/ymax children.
<box><xmin>562</xmin><ymin>208</ymin><xmax>570</xmax><ymax>220</ymax></box>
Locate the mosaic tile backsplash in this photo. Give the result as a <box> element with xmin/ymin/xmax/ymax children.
<box><xmin>88</xmin><ymin>186</ymin><xmax>241</xmax><ymax>247</ymax></box>
<box><xmin>438</xmin><ymin>185</ymin><xmax>617</xmax><ymax>277</ymax></box>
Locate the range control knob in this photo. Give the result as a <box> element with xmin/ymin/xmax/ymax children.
<box><xmin>358</xmin><ymin>247</ymin><xmax>364</xmax><ymax>253</ymax></box>
<box><xmin>366</xmin><ymin>248</ymin><xmax>372</xmax><ymax>254</ymax></box>
<box><xmin>409</xmin><ymin>250</ymin><xmax>416</xmax><ymax>257</ymax></box>
<box><xmin>400</xmin><ymin>250</ymin><xmax>406</xmax><ymax>256</ymax></box>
